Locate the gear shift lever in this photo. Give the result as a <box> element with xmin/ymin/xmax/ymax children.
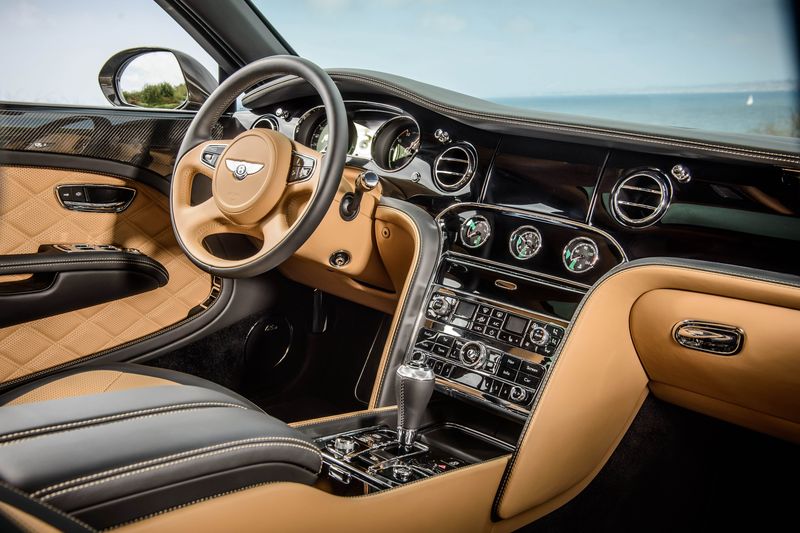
<box><xmin>395</xmin><ymin>359</ymin><xmax>435</xmax><ymax>448</ymax></box>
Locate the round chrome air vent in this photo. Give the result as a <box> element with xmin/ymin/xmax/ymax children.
<box><xmin>433</xmin><ymin>143</ymin><xmax>477</xmax><ymax>191</ymax></box>
<box><xmin>610</xmin><ymin>170</ymin><xmax>673</xmax><ymax>228</ymax></box>
<box><xmin>251</xmin><ymin>114</ymin><xmax>280</xmax><ymax>130</ymax></box>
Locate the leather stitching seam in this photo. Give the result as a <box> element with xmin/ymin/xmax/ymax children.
<box><xmin>36</xmin><ymin>441</ymin><xmax>323</xmax><ymax>501</ymax></box>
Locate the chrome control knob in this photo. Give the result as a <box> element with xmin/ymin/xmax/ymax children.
<box><xmin>528</xmin><ymin>325</ymin><xmax>551</xmax><ymax>346</ymax></box>
<box><xmin>460</xmin><ymin>341</ymin><xmax>487</xmax><ymax>368</ymax></box>
<box><xmin>428</xmin><ymin>295</ymin><xmax>452</xmax><ymax>318</ymax></box>
<box><xmin>392</xmin><ymin>464</ymin><xmax>413</xmax><ymax>482</ymax></box>
<box><xmin>333</xmin><ymin>436</ymin><xmax>356</xmax><ymax>455</ymax></box>
<box><xmin>509</xmin><ymin>386</ymin><xmax>528</xmax><ymax>403</ymax></box>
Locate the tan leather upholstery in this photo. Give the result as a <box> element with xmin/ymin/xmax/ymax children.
<box><xmin>5</xmin><ymin>370</ymin><xmax>176</xmax><ymax>406</ymax></box>
<box><xmin>115</xmin><ymin>456</ymin><xmax>509</xmax><ymax>532</ymax></box>
<box><xmin>0</xmin><ymin>166</ymin><xmax>212</xmax><ymax>385</ymax></box>
<box><xmin>495</xmin><ymin>264</ymin><xmax>800</xmax><ymax>521</ymax></box>
<box><xmin>631</xmin><ymin>289</ymin><xmax>800</xmax><ymax>441</ymax></box>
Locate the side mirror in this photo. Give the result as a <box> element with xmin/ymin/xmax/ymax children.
<box><xmin>98</xmin><ymin>47</ymin><xmax>218</xmax><ymax>111</ymax></box>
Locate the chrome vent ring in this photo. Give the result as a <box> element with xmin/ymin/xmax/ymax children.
<box><xmin>433</xmin><ymin>143</ymin><xmax>477</xmax><ymax>191</ymax></box>
<box><xmin>251</xmin><ymin>114</ymin><xmax>280</xmax><ymax>130</ymax></box>
<box><xmin>610</xmin><ymin>170</ymin><xmax>673</xmax><ymax>228</ymax></box>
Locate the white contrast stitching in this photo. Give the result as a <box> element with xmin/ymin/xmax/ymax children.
<box><xmin>33</xmin><ymin>436</ymin><xmax>322</xmax><ymax>497</ymax></box>
<box><xmin>0</xmin><ymin>402</ymin><xmax>246</xmax><ymax>444</ymax></box>
<box><xmin>38</xmin><ymin>441</ymin><xmax>322</xmax><ymax>501</ymax></box>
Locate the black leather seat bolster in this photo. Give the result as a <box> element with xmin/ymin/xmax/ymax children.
<box><xmin>0</xmin><ymin>382</ymin><xmax>321</xmax><ymax>529</ymax></box>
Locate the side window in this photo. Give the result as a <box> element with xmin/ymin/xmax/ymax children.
<box><xmin>0</xmin><ymin>1</ymin><xmax>218</xmax><ymax>107</ymax></box>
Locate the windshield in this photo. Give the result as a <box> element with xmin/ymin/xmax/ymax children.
<box><xmin>254</xmin><ymin>0</ymin><xmax>800</xmax><ymax>140</ymax></box>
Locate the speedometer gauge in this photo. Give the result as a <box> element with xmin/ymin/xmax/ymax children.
<box><xmin>372</xmin><ymin>116</ymin><xmax>421</xmax><ymax>171</ymax></box>
<box><xmin>563</xmin><ymin>237</ymin><xmax>599</xmax><ymax>274</ymax></box>
<box><xmin>460</xmin><ymin>216</ymin><xmax>491</xmax><ymax>249</ymax></box>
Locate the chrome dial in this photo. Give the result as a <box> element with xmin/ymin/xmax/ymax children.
<box><xmin>509</xmin><ymin>225</ymin><xmax>542</xmax><ymax>260</ymax></box>
<box><xmin>459</xmin><ymin>216</ymin><xmax>491</xmax><ymax>249</ymax></box>
<box><xmin>528</xmin><ymin>325</ymin><xmax>550</xmax><ymax>346</ymax></box>
<box><xmin>459</xmin><ymin>341</ymin><xmax>487</xmax><ymax>368</ymax></box>
<box><xmin>563</xmin><ymin>237</ymin><xmax>600</xmax><ymax>274</ymax></box>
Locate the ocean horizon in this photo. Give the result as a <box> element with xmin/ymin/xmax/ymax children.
<box><xmin>493</xmin><ymin>90</ymin><xmax>800</xmax><ymax>139</ymax></box>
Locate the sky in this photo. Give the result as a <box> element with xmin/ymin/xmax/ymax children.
<box><xmin>0</xmin><ymin>0</ymin><xmax>797</xmax><ymax>106</ymax></box>
<box><xmin>258</xmin><ymin>0</ymin><xmax>798</xmax><ymax>97</ymax></box>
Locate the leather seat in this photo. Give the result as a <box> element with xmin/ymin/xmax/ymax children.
<box><xmin>0</xmin><ymin>363</ymin><xmax>321</xmax><ymax>530</ymax></box>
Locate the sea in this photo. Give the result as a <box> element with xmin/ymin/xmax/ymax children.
<box><xmin>493</xmin><ymin>90</ymin><xmax>800</xmax><ymax>139</ymax></box>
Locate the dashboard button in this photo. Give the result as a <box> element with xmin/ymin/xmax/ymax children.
<box><xmin>441</xmin><ymin>363</ymin><xmax>453</xmax><ymax>378</ymax></box>
<box><xmin>521</xmin><ymin>362</ymin><xmax>546</xmax><ymax>378</ymax></box>
<box><xmin>488</xmin><ymin>317</ymin><xmax>504</xmax><ymax>329</ymax></box>
<box><xmin>483</xmin><ymin>359</ymin><xmax>498</xmax><ymax>374</ymax></box>
<box><xmin>478</xmin><ymin>305</ymin><xmax>492</xmax><ymax>315</ymax></box>
<box><xmin>432</xmin><ymin>360</ymin><xmax>444</xmax><ymax>374</ymax></box>
<box><xmin>437</xmin><ymin>335</ymin><xmax>455</xmax><ymax>347</ymax></box>
<box><xmin>515</xmin><ymin>372</ymin><xmax>541</xmax><ymax>389</ymax></box>
<box><xmin>497</xmin><ymin>331</ymin><xmax>522</xmax><ymax>346</ymax></box>
<box><xmin>417</xmin><ymin>328</ymin><xmax>437</xmax><ymax>341</ymax></box>
<box><xmin>474</xmin><ymin>314</ymin><xmax>489</xmax><ymax>325</ymax></box>
<box><xmin>432</xmin><ymin>344</ymin><xmax>450</xmax><ymax>357</ymax></box>
<box><xmin>484</xmin><ymin>326</ymin><xmax>499</xmax><ymax>338</ymax></box>
<box><xmin>470</xmin><ymin>323</ymin><xmax>485</xmax><ymax>334</ymax></box>
<box><xmin>415</xmin><ymin>339</ymin><xmax>434</xmax><ymax>351</ymax></box>
<box><xmin>498</xmin><ymin>384</ymin><xmax>512</xmax><ymax>400</ymax></box>
<box><xmin>497</xmin><ymin>366</ymin><xmax>517</xmax><ymax>382</ymax></box>
<box><xmin>489</xmin><ymin>379</ymin><xmax>503</xmax><ymax>396</ymax></box>
<box><xmin>500</xmin><ymin>355</ymin><xmax>521</xmax><ymax>370</ymax></box>
<box><xmin>492</xmin><ymin>309</ymin><xmax>507</xmax><ymax>319</ymax></box>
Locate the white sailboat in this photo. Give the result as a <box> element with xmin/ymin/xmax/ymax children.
<box><xmin>746</xmin><ymin>94</ymin><xmax>754</xmax><ymax>106</ymax></box>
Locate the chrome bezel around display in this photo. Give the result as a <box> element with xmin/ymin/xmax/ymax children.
<box><xmin>370</xmin><ymin>114</ymin><xmax>422</xmax><ymax>173</ymax></box>
<box><xmin>562</xmin><ymin>236</ymin><xmax>601</xmax><ymax>275</ymax></box>
<box><xmin>508</xmin><ymin>225</ymin><xmax>543</xmax><ymax>261</ymax></box>
<box><xmin>458</xmin><ymin>215</ymin><xmax>492</xmax><ymax>249</ymax></box>
<box><xmin>437</xmin><ymin>202</ymin><xmax>628</xmax><ymax>290</ymax></box>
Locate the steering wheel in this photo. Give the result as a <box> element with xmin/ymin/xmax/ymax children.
<box><xmin>170</xmin><ymin>56</ymin><xmax>348</xmax><ymax>278</ymax></box>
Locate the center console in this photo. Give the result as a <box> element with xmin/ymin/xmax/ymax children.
<box><xmin>310</xmin><ymin>203</ymin><xmax>625</xmax><ymax>494</ymax></box>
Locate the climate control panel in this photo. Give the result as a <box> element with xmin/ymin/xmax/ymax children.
<box><xmin>412</xmin><ymin>287</ymin><xmax>568</xmax><ymax>417</ymax></box>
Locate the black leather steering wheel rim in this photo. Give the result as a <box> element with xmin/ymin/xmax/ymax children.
<box><xmin>170</xmin><ymin>55</ymin><xmax>348</xmax><ymax>278</ymax></box>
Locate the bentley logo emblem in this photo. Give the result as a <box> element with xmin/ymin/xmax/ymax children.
<box><xmin>225</xmin><ymin>159</ymin><xmax>264</xmax><ymax>180</ymax></box>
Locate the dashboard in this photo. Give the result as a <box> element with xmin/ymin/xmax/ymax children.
<box><xmin>241</xmin><ymin>86</ymin><xmax>800</xmax><ymax>418</ymax></box>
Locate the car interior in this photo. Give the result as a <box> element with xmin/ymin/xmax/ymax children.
<box><xmin>0</xmin><ymin>0</ymin><xmax>798</xmax><ymax>531</ymax></box>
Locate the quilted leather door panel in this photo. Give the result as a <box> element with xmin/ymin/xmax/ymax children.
<box><xmin>0</xmin><ymin>165</ymin><xmax>212</xmax><ymax>385</ymax></box>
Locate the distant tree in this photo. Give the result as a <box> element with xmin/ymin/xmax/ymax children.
<box><xmin>123</xmin><ymin>82</ymin><xmax>187</xmax><ymax>109</ymax></box>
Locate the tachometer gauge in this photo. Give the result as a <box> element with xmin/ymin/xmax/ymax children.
<box><xmin>563</xmin><ymin>237</ymin><xmax>599</xmax><ymax>274</ymax></box>
<box><xmin>309</xmin><ymin>120</ymin><xmax>330</xmax><ymax>152</ymax></box>
<box><xmin>460</xmin><ymin>216</ymin><xmax>491</xmax><ymax>249</ymax></box>
<box><xmin>509</xmin><ymin>226</ymin><xmax>542</xmax><ymax>260</ymax></box>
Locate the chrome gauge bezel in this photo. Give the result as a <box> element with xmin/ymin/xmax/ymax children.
<box><xmin>459</xmin><ymin>215</ymin><xmax>492</xmax><ymax>249</ymax></box>
<box><xmin>562</xmin><ymin>237</ymin><xmax>600</xmax><ymax>274</ymax></box>
<box><xmin>508</xmin><ymin>225</ymin><xmax>543</xmax><ymax>261</ymax></box>
<box><xmin>370</xmin><ymin>115</ymin><xmax>421</xmax><ymax>172</ymax></box>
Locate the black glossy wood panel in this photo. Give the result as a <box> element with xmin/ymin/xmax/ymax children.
<box><xmin>441</xmin><ymin>205</ymin><xmax>626</xmax><ymax>287</ymax></box>
<box><xmin>592</xmin><ymin>150</ymin><xmax>800</xmax><ymax>274</ymax></box>
<box><xmin>483</xmin><ymin>135</ymin><xmax>607</xmax><ymax>222</ymax></box>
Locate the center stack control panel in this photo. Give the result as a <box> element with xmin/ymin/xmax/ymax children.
<box><xmin>412</xmin><ymin>286</ymin><xmax>568</xmax><ymax>417</ymax></box>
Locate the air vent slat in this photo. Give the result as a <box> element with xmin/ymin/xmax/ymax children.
<box><xmin>611</xmin><ymin>170</ymin><xmax>672</xmax><ymax>228</ymax></box>
<box><xmin>433</xmin><ymin>143</ymin><xmax>477</xmax><ymax>192</ymax></box>
<box><xmin>621</xmin><ymin>184</ymin><xmax>662</xmax><ymax>194</ymax></box>
<box><xmin>617</xmin><ymin>200</ymin><xmax>659</xmax><ymax>210</ymax></box>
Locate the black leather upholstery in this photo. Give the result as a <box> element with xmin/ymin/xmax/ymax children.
<box><xmin>0</xmin><ymin>364</ymin><xmax>321</xmax><ymax>529</ymax></box>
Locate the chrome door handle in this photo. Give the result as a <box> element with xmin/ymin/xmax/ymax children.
<box><xmin>673</xmin><ymin>320</ymin><xmax>744</xmax><ymax>355</ymax></box>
